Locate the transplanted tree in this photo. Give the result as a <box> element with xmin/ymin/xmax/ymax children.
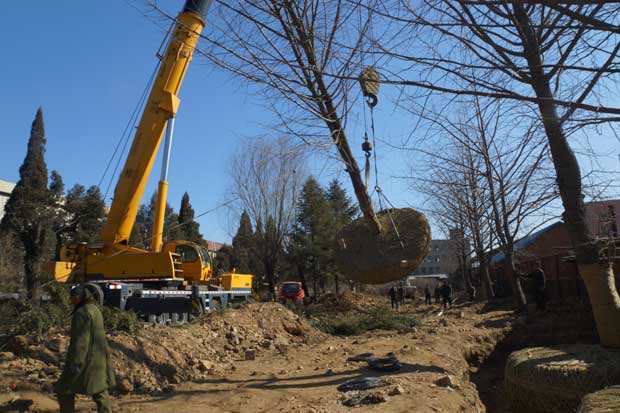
<box><xmin>232</xmin><ymin>210</ymin><xmax>255</xmax><ymax>274</ymax></box>
<box><xmin>178</xmin><ymin>192</ymin><xmax>203</xmax><ymax>243</ymax></box>
<box><xmin>0</xmin><ymin>108</ymin><xmax>53</xmax><ymax>297</ymax></box>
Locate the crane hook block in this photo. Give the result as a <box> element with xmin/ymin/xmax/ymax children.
<box><xmin>362</xmin><ymin>140</ymin><xmax>372</xmax><ymax>154</ymax></box>
<box><xmin>359</xmin><ymin>66</ymin><xmax>380</xmax><ymax>105</ymax></box>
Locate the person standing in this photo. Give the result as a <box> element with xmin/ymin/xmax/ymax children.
<box><xmin>531</xmin><ymin>262</ymin><xmax>547</xmax><ymax>310</ymax></box>
<box><xmin>434</xmin><ymin>285</ymin><xmax>441</xmax><ymax>304</ymax></box>
<box><xmin>441</xmin><ymin>282</ymin><xmax>453</xmax><ymax>309</ymax></box>
<box><xmin>424</xmin><ymin>285</ymin><xmax>432</xmax><ymax>305</ymax></box>
<box><xmin>397</xmin><ymin>285</ymin><xmax>405</xmax><ymax>305</ymax></box>
<box><xmin>389</xmin><ymin>286</ymin><xmax>399</xmax><ymax>310</ymax></box>
<box><xmin>55</xmin><ymin>284</ymin><xmax>115</xmax><ymax>413</ymax></box>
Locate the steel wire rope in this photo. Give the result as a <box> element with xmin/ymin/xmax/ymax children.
<box><xmin>101</xmin><ymin>61</ymin><xmax>160</xmax><ymax>200</ymax></box>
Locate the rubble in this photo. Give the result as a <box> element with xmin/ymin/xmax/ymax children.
<box><xmin>0</xmin><ymin>302</ymin><xmax>325</xmax><ymax>394</ymax></box>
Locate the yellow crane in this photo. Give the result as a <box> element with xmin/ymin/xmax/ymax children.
<box><xmin>46</xmin><ymin>0</ymin><xmax>252</xmax><ymax>323</ymax></box>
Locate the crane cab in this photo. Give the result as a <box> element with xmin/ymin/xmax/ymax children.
<box><xmin>163</xmin><ymin>241</ymin><xmax>212</xmax><ymax>283</ymax></box>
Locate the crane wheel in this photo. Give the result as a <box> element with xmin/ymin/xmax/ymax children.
<box><xmin>505</xmin><ymin>345</ymin><xmax>620</xmax><ymax>413</ymax></box>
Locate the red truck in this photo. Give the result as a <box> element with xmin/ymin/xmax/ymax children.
<box><xmin>279</xmin><ymin>282</ymin><xmax>305</xmax><ymax>304</ymax></box>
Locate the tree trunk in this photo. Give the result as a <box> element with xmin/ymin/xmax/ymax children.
<box><xmin>506</xmin><ymin>251</ymin><xmax>528</xmax><ymax>311</ymax></box>
<box><xmin>476</xmin><ymin>248</ymin><xmax>495</xmax><ymax>299</ymax></box>
<box><xmin>514</xmin><ymin>3</ymin><xmax>620</xmax><ymax>346</ymax></box>
<box><xmin>579</xmin><ymin>262</ymin><xmax>620</xmax><ymax>347</ymax></box>
<box><xmin>334</xmin><ymin>274</ymin><xmax>340</xmax><ymax>295</ymax></box>
<box><xmin>281</xmin><ymin>1</ymin><xmax>382</xmax><ymax>235</ymax></box>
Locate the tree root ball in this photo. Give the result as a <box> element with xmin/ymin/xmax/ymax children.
<box><xmin>334</xmin><ymin>208</ymin><xmax>431</xmax><ymax>284</ymax></box>
<box><xmin>579</xmin><ymin>385</ymin><xmax>620</xmax><ymax>413</ymax></box>
<box><xmin>505</xmin><ymin>345</ymin><xmax>620</xmax><ymax>413</ymax></box>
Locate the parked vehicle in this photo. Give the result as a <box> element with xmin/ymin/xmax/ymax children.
<box><xmin>279</xmin><ymin>282</ymin><xmax>305</xmax><ymax>304</ymax></box>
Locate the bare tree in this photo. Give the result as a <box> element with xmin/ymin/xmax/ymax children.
<box><xmin>201</xmin><ymin>0</ymin><xmax>384</xmax><ymax>232</ymax></box>
<box><xmin>376</xmin><ymin>1</ymin><xmax>620</xmax><ymax>345</ymax></box>
<box><xmin>227</xmin><ymin>136</ymin><xmax>306</xmax><ymax>297</ymax></box>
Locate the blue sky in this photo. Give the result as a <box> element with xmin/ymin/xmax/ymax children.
<box><xmin>0</xmin><ymin>1</ymin><xmax>277</xmax><ymax>242</ymax></box>
<box><xmin>0</xmin><ymin>0</ymin><xmax>420</xmax><ymax>243</ymax></box>
<box><xmin>1</xmin><ymin>1</ymin><xmax>618</xmax><ymax>244</ymax></box>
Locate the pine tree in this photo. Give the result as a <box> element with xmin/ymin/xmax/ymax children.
<box><xmin>290</xmin><ymin>177</ymin><xmax>334</xmax><ymax>298</ymax></box>
<box><xmin>130</xmin><ymin>192</ymin><xmax>183</xmax><ymax>249</ymax></box>
<box><xmin>326</xmin><ymin>179</ymin><xmax>358</xmax><ymax>294</ymax></box>
<box><xmin>0</xmin><ymin>108</ymin><xmax>52</xmax><ymax>297</ymax></box>
<box><xmin>327</xmin><ymin>179</ymin><xmax>358</xmax><ymax>228</ymax></box>
<box><xmin>178</xmin><ymin>192</ymin><xmax>203</xmax><ymax>243</ymax></box>
<box><xmin>215</xmin><ymin>244</ymin><xmax>234</xmax><ymax>274</ymax></box>
<box><xmin>232</xmin><ymin>211</ymin><xmax>254</xmax><ymax>273</ymax></box>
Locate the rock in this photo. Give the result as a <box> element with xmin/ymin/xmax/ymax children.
<box><xmin>282</xmin><ymin>321</ymin><xmax>303</xmax><ymax>336</ymax></box>
<box><xmin>439</xmin><ymin>318</ymin><xmax>449</xmax><ymax>327</ymax></box>
<box><xmin>158</xmin><ymin>363</ymin><xmax>177</xmax><ymax>379</ymax></box>
<box><xmin>260</xmin><ymin>340</ymin><xmax>274</xmax><ymax>350</ymax></box>
<box><xmin>244</xmin><ymin>350</ymin><xmax>256</xmax><ymax>361</ymax></box>
<box><xmin>9</xmin><ymin>335</ymin><xmax>31</xmax><ymax>355</ymax></box>
<box><xmin>30</xmin><ymin>346</ymin><xmax>59</xmax><ymax>365</ymax></box>
<box><xmin>198</xmin><ymin>360</ymin><xmax>213</xmax><ymax>371</ymax></box>
<box><xmin>459</xmin><ymin>311</ymin><xmax>465</xmax><ymax>319</ymax></box>
<box><xmin>224</xmin><ymin>344</ymin><xmax>235</xmax><ymax>352</ymax></box>
<box><xmin>389</xmin><ymin>385</ymin><xmax>406</xmax><ymax>396</ymax></box>
<box><xmin>47</xmin><ymin>337</ymin><xmax>68</xmax><ymax>353</ymax></box>
<box><xmin>118</xmin><ymin>379</ymin><xmax>134</xmax><ymax>394</ymax></box>
<box><xmin>0</xmin><ymin>351</ymin><xmax>16</xmax><ymax>361</ymax></box>
<box><xmin>435</xmin><ymin>375</ymin><xmax>458</xmax><ymax>388</ymax></box>
<box><xmin>325</xmin><ymin>369</ymin><xmax>335</xmax><ymax>376</ymax></box>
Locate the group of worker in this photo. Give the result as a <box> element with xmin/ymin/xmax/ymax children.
<box><xmin>424</xmin><ymin>282</ymin><xmax>453</xmax><ymax>309</ymax></box>
<box><xmin>388</xmin><ymin>285</ymin><xmax>408</xmax><ymax>310</ymax></box>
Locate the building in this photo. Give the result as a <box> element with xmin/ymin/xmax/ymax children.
<box><xmin>489</xmin><ymin>199</ymin><xmax>620</xmax><ymax>300</ymax></box>
<box><xmin>0</xmin><ymin>180</ymin><xmax>16</xmax><ymax>221</ymax></box>
<box><xmin>410</xmin><ymin>229</ymin><xmax>470</xmax><ymax>277</ymax></box>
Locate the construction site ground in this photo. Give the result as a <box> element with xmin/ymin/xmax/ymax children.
<box><xmin>0</xmin><ymin>294</ymin><xmax>597</xmax><ymax>413</ymax></box>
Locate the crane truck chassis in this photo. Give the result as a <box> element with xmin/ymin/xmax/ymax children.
<box><xmin>44</xmin><ymin>0</ymin><xmax>254</xmax><ymax>321</ymax></box>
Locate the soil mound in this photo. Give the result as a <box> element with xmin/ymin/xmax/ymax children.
<box><xmin>0</xmin><ymin>302</ymin><xmax>325</xmax><ymax>394</ymax></box>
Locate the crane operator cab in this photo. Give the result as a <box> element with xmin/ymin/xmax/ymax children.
<box><xmin>163</xmin><ymin>241</ymin><xmax>212</xmax><ymax>283</ymax></box>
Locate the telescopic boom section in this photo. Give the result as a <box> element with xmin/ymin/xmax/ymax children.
<box><xmin>100</xmin><ymin>0</ymin><xmax>211</xmax><ymax>247</ymax></box>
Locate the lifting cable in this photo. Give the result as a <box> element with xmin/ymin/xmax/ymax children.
<box><xmin>359</xmin><ymin>64</ymin><xmax>405</xmax><ymax>250</ymax></box>
<box><xmin>98</xmin><ymin>61</ymin><xmax>161</xmax><ymax>200</ymax></box>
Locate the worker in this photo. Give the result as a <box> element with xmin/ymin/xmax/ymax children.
<box><xmin>55</xmin><ymin>284</ymin><xmax>115</xmax><ymax>413</ymax></box>
<box><xmin>397</xmin><ymin>285</ymin><xmax>405</xmax><ymax>305</ymax></box>
<box><xmin>467</xmin><ymin>283</ymin><xmax>477</xmax><ymax>301</ymax></box>
<box><xmin>389</xmin><ymin>286</ymin><xmax>399</xmax><ymax>310</ymax></box>
<box><xmin>530</xmin><ymin>261</ymin><xmax>547</xmax><ymax>310</ymax></box>
<box><xmin>425</xmin><ymin>285</ymin><xmax>432</xmax><ymax>305</ymax></box>
<box><xmin>441</xmin><ymin>281</ymin><xmax>453</xmax><ymax>309</ymax></box>
<box><xmin>434</xmin><ymin>285</ymin><xmax>441</xmax><ymax>304</ymax></box>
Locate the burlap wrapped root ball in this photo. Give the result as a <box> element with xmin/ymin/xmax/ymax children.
<box><xmin>579</xmin><ymin>386</ymin><xmax>620</xmax><ymax>413</ymax></box>
<box><xmin>505</xmin><ymin>345</ymin><xmax>620</xmax><ymax>413</ymax></box>
<box><xmin>334</xmin><ymin>208</ymin><xmax>431</xmax><ymax>284</ymax></box>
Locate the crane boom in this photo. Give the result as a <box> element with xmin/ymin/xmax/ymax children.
<box><xmin>100</xmin><ymin>0</ymin><xmax>211</xmax><ymax>247</ymax></box>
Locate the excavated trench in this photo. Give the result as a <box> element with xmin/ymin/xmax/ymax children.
<box><xmin>466</xmin><ymin>300</ymin><xmax>598</xmax><ymax>413</ymax></box>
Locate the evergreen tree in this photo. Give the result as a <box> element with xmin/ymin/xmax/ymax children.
<box><xmin>252</xmin><ymin>216</ymin><xmax>265</xmax><ymax>279</ymax></box>
<box><xmin>290</xmin><ymin>177</ymin><xmax>334</xmax><ymax>298</ymax></box>
<box><xmin>326</xmin><ymin>179</ymin><xmax>358</xmax><ymax>294</ymax></box>
<box><xmin>0</xmin><ymin>108</ymin><xmax>52</xmax><ymax>297</ymax></box>
<box><xmin>178</xmin><ymin>192</ymin><xmax>203</xmax><ymax>243</ymax></box>
<box><xmin>130</xmin><ymin>192</ymin><xmax>183</xmax><ymax>249</ymax></box>
<box><xmin>327</xmin><ymin>179</ymin><xmax>358</xmax><ymax>228</ymax></box>
<box><xmin>215</xmin><ymin>244</ymin><xmax>234</xmax><ymax>274</ymax></box>
<box><xmin>232</xmin><ymin>210</ymin><xmax>254</xmax><ymax>273</ymax></box>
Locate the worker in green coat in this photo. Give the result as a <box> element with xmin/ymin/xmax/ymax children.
<box><xmin>55</xmin><ymin>284</ymin><xmax>116</xmax><ymax>413</ymax></box>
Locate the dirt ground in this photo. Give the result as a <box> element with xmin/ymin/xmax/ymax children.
<box><xmin>0</xmin><ymin>296</ymin><xmax>521</xmax><ymax>413</ymax></box>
